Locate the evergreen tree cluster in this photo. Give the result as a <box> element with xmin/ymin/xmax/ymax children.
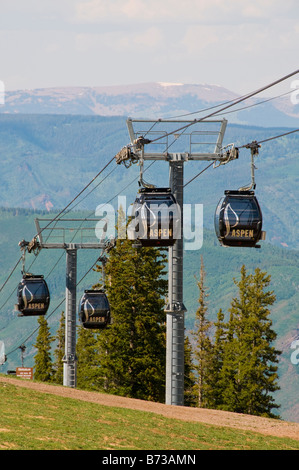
<box><xmin>191</xmin><ymin>260</ymin><xmax>281</xmax><ymax>418</ymax></box>
<box><xmin>33</xmin><ymin>239</ymin><xmax>281</xmax><ymax>418</ymax></box>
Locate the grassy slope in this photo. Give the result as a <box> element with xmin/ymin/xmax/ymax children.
<box><xmin>0</xmin><ymin>378</ymin><xmax>299</xmax><ymax>451</ymax></box>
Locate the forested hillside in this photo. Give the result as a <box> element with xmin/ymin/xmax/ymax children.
<box><xmin>0</xmin><ymin>114</ymin><xmax>298</xmax><ymax>248</ymax></box>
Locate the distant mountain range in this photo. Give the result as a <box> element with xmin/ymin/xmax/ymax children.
<box><xmin>1</xmin><ymin>82</ymin><xmax>298</xmax><ymax>127</ymax></box>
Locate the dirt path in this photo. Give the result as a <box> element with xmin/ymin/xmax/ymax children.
<box><xmin>1</xmin><ymin>375</ymin><xmax>299</xmax><ymax>441</ymax></box>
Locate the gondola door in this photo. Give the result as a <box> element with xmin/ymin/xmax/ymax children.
<box><xmin>16</xmin><ymin>274</ymin><xmax>50</xmax><ymax>316</ymax></box>
<box><xmin>79</xmin><ymin>289</ymin><xmax>111</xmax><ymax>330</ymax></box>
<box><xmin>215</xmin><ymin>190</ymin><xmax>265</xmax><ymax>248</ymax></box>
<box><xmin>128</xmin><ymin>187</ymin><xmax>180</xmax><ymax>247</ymax></box>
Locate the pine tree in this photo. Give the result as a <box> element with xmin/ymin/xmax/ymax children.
<box><xmin>96</xmin><ymin>219</ymin><xmax>168</xmax><ymax>402</ymax></box>
<box><xmin>220</xmin><ymin>265</ymin><xmax>281</xmax><ymax>418</ymax></box>
<box><xmin>219</xmin><ymin>310</ymin><xmax>241</xmax><ymax>412</ymax></box>
<box><xmin>52</xmin><ymin>311</ymin><xmax>65</xmax><ymax>384</ymax></box>
<box><xmin>33</xmin><ymin>315</ymin><xmax>54</xmax><ymax>382</ymax></box>
<box><xmin>76</xmin><ymin>326</ymin><xmax>103</xmax><ymax>391</ymax></box>
<box><xmin>184</xmin><ymin>336</ymin><xmax>197</xmax><ymax>406</ymax></box>
<box><xmin>205</xmin><ymin>308</ymin><xmax>227</xmax><ymax>409</ymax></box>
<box><xmin>191</xmin><ymin>256</ymin><xmax>213</xmax><ymax>408</ymax></box>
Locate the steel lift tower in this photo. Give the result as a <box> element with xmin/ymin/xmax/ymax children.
<box><xmin>27</xmin><ymin>218</ymin><xmax>113</xmax><ymax>388</ymax></box>
<box><xmin>117</xmin><ymin>117</ymin><xmax>233</xmax><ymax>406</ymax></box>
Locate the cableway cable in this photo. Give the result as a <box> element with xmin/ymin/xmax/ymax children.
<box><xmin>0</xmin><ymin>256</ymin><xmax>22</xmax><ymax>294</ymax></box>
<box><xmin>204</xmin><ymin>89</ymin><xmax>296</xmax><ymax>119</ymax></box>
<box><xmin>36</xmin><ymin>155</ymin><xmax>116</xmax><ymax>236</ymax></box>
<box><xmin>147</xmin><ymin>68</ymin><xmax>299</xmax><ymax>145</ymax></box>
<box><xmin>0</xmin><ymin>154</ymin><xmax>116</xmax><ymax>299</ymax></box>
<box><xmin>165</xmin><ymin>87</ymin><xmax>294</xmax><ymax>121</ymax></box>
<box><xmin>184</xmin><ymin>127</ymin><xmax>299</xmax><ymax>188</ymax></box>
<box><xmin>184</xmin><ymin>162</ymin><xmax>214</xmax><ymax>188</ymax></box>
<box><xmin>239</xmin><ymin>128</ymin><xmax>299</xmax><ymax>148</ymax></box>
<box><xmin>163</xmin><ymin>89</ymin><xmax>296</xmax><ymax>155</ymax></box>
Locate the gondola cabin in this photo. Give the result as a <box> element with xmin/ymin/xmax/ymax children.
<box><xmin>79</xmin><ymin>289</ymin><xmax>110</xmax><ymax>330</ymax></box>
<box><xmin>215</xmin><ymin>190</ymin><xmax>265</xmax><ymax>248</ymax></box>
<box><xmin>16</xmin><ymin>274</ymin><xmax>50</xmax><ymax>316</ymax></box>
<box><xmin>128</xmin><ymin>187</ymin><xmax>180</xmax><ymax>247</ymax></box>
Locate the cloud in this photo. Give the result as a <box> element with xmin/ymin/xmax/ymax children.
<box><xmin>180</xmin><ymin>19</ymin><xmax>299</xmax><ymax>67</ymax></box>
<box><xmin>74</xmin><ymin>0</ymin><xmax>241</xmax><ymax>23</ymax></box>
<box><xmin>74</xmin><ymin>0</ymin><xmax>298</xmax><ymax>24</ymax></box>
<box><xmin>76</xmin><ymin>26</ymin><xmax>163</xmax><ymax>53</ymax></box>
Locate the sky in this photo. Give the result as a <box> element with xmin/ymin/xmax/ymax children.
<box><xmin>0</xmin><ymin>0</ymin><xmax>298</xmax><ymax>95</ymax></box>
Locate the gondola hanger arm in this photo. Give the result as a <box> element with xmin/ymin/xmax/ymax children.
<box><xmin>238</xmin><ymin>141</ymin><xmax>260</xmax><ymax>191</ymax></box>
<box><xmin>138</xmin><ymin>139</ymin><xmax>156</xmax><ymax>189</ymax></box>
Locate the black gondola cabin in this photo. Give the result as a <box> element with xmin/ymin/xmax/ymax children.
<box><xmin>16</xmin><ymin>274</ymin><xmax>50</xmax><ymax>316</ymax></box>
<box><xmin>79</xmin><ymin>289</ymin><xmax>110</xmax><ymax>329</ymax></box>
<box><xmin>215</xmin><ymin>190</ymin><xmax>265</xmax><ymax>248</ymax></box>
<box><xmin>128</xmin><ymin>187</ymin><xmax>180</xmax><ymax>247</ymax></box>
